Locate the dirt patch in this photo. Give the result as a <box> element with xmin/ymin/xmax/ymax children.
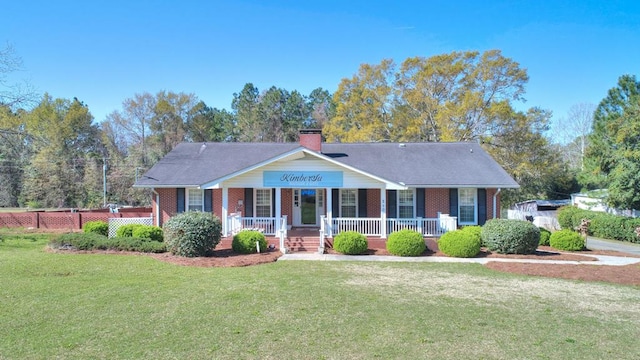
<box><xmin>148</xmin><ymin>249</ymin><xmax>282</xmax><ymax>267</ymax></box>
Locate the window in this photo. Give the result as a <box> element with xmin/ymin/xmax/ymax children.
<box><xmin>398</xmin><ymin>189</ymin><xmax>414</xmax><ymax>218</ymax></box>
<box><xmin>340</xmin><ymin>189</ymin><xmax>357</xmax><ymax>217</ymax></box>
<box><xmin>187</xmin><ymin>189</ymin><xmax>203</xmax><ymax>211</ymax></box>
<box><xmin>255</xmin><ymin>189</ymin><xmax>272</xmax><ymax>217</ymax></box>
<box><xmin>458</xmin><ymin>188</ymin><xmax>477</xmax><ymax>224</ymax></box>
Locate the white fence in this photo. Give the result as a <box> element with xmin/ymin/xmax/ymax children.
<box><xmin>507</xmin><ymin>210</ymin><xmax>560</xmax><ymax>230</ymax></box>
<box><xmin>108</xmin><ymin>217</ymin><xmax>153</xmax><ymax>238</ymax></box>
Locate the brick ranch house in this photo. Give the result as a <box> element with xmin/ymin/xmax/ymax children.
<box><xmin>134</xmin><ymin>130</ymin><xmax>518</xmax><ymax>252</ymax></box>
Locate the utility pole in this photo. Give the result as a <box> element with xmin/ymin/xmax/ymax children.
<box><xmin>103</xmin><ymin>157</ymin><xmax>107</xmax><ymax>208</ymax></box>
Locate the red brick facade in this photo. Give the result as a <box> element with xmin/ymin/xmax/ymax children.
<box><xmin>154</xmin><ymin>187</ymin><xmax>502</xmax><ymax>227</ymax></box>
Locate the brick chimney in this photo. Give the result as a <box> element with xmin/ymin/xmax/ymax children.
<box><xmin>299</xmin><ymin>129</ymin><xmax>322</xmax><ymax>152</ymax></box>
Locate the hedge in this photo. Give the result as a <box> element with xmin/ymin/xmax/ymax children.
<box><xmin>333</xmin><ymin>231</ymin><xmax>368</xmax><ymax>255</ymax></box>
<box><xmin>386</xmin><ymin>229</ymin><xmax>426</xmax><ymax>256</ymax></box>
<box><xmin>557</xmin><ymin>206</ymin><xmax>640</xmax><ymax>244</ymax></box>
<box><xmin>481</xmin><ymin>219</ymin><xmax>540</xmax><ymax>254</ymax></box>
<box><xmin>438</xmin><ymin>230</ymin><xmax>481</xmax><ymax>258</ymax></box>
<box><xmin>83</xmin><ymin>221</ymin><xmax>108</xmax><ymax>237</ymax></box>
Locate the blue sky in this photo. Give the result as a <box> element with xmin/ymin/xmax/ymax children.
<box><xmin>3</xmin><ymin>1</ymin><xmax>639</xmax><ymax>137</ymax></box>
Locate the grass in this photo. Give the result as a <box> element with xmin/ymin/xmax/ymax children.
<box><xmin>1</xmin><ymin>229</ymin><xmax>640</xmax><ymax>359</ymax></box>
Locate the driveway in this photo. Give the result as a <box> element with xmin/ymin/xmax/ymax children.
<box><xmin>586</xmin><ymin>236</ymin><xmax>640</xmax><ymax>256</ymax></box>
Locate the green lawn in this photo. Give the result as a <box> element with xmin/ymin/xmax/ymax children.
<box><xmin>1</xmin><ymin>230</ymin><xmax>639</xmax><ymax>359</ymax></box>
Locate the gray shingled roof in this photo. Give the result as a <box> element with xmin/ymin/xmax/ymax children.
<box><xmin>135</xmin><ymin>142</ymin><xmax>299</xmax><ymax>187</ymax></box>
<box><xmin>135</xmin><ymin>141</ymin><xmax>519</xmax><ymax>188</ymax></box>
<box><xmin>321</xmin><ymin>142</ymin><xmax>519</xmax><ymax>188</ymax></box>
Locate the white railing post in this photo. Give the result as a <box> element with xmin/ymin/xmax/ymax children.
<box><xmin>319</xmin><ymin>215</ymin><xmax>327</xmax><ymax>254</ymax></box>
<box><xmin>417</xmin><ymin>217</ymin><xmax>423</xmax><ymax>235</ymax></box>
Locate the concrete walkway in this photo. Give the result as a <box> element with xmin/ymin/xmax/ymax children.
<box><xmin>278</xmin><ymin>252</ymin><xmax>640</xmax><ymax>266</ymax></box>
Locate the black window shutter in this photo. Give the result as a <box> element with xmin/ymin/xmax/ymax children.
<box><xmin>244</xmin><ymin>188</ymin><xmax>253</xmax><ymax>217</ymax></box>
<box><xmin>204</xmin><ymin>189</ymin><xmax>213</xmax><ymax>212</ymax></box>
<box><xmin>416</xmin><ymin>188</ymin><xmax>425</xmax><ymax>218</ymax></box>
<box><xmin>332</xmin><ymin>189</ymin><xmax>339</xmax><ymax>216</ymax></box>
<box><xmin>478</xmin><ymin>189</ymin><xmax>487</xmax><ymax>225</ymax></box>
<box><xmin>358</xmin><ymin>189</ymin><xmax>367</xmax><ymax>217</ymax></box>
<box><xmin>176</xmin><ymin>188</ymin><xmax>185</xmax><ymax>213</ymax></box>
<box><xmin>387</xmin><ymin>190</ymin><xmax>397</xmax><ymax>218</ymax></box>
<box><xmin>449</xmin><ymin>189</ymin><xmax>458</xmax><ymax>217</ymax></box>
<box><xmin>272</xmin><ymin>188</ymin><xmax>276</xmax><ymax>216</ymax></box>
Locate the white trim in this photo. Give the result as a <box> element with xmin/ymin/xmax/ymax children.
<box><xmin>458</xmin><ymin>188</ymin><xmax>478</xmax><ymax>225</ymax></box>
<box><xmin>339</xmin><ymin>189</ymin><xmax>358</xmax><ymax>217</ymax></box>
<box><xmin>186</xmin><ymin>188</ymin><xmax>204</xmax><ymax>212</ymax></box>
<box><xmin>200</xmin><ymin>147</ymin><xmax>407</xmax><ymax>190</ymax></box>
<box><xmin>254</xmin><ymin>188</ymin><xmax>273</xmax><ymax>218</ymax></box>
<box><xmin>397</xmin><ymin>188</ymin><xmax>416</xmax><ymax>219</ymax></box>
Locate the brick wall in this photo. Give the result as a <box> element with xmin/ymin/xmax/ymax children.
<box><xmin>426</xmin><ymin>188</ymin><xmax>450</xmax><ymax>218</ymax></box>
<box><xmin>156</xmin><ymin>188</ymin><xmax>177</xmax><ymax>226</ymax></box>
<box><xmin>366</xmin><ymin>189</ymin><xmax>380</xmax><ymax>217</ymax></box>
<box><xmin>282</xmin><ymin>189</ymin><xmax>292</xmax><ymax>225</ymax></box>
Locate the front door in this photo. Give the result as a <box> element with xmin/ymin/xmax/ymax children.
<box><xmin>293</xmin><ymin>189</ymin><xmax>323</xmax><ymax>226</ymax></box>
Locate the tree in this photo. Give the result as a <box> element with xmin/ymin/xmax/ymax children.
<box><xmin>185</xmin><ymin>101</ymin><xmax>235</xmax><ymax>142</ymax></box>
<box><xmin>586</xmin><ymin>75</ymin><xmax>640</xmax><ymax>208</ymax></box>
<box><xmin>21</xmin><ymin>95</ymin><xmax>102</xmax><ymax>208</ymax></box>
<box><xmin>553</xmin><ymin>103</ymin><xmax>595</xmax><ymax>170</ymax></box>
<box><xmin>0</xmin><ymin>106</ymin><xmax>30</xmax><ymax>206</ymax></box>
<box><xmin>323</xmin><ymin>50</ymin><xmax>563</xmax><ymax>207</ymax></box>
<box><xmin>0</xmin><ymin>44</ymin><xmax>36</xmax><ymax>109</ymax></box>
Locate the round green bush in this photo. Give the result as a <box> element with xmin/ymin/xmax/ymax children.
<box><xmin>116</xmin><ymin>224</ymin><xmax>144</xmax><ymax>237</ymax></box>
<box><xmin>83</xmin><ymin>221</ymin><xmax>108</xmax><ymax>237</ymax></box>
<box><xmin>163</xmin><ymin>212</ymin><xmax>222</xmax><ymax>257</ymax></box>
<box><xmin>460</xmin><ymin>225</ymin><xmax>482</xmax><ymax>245</ymax></box>
<box><xmin>132</xmin><ymin>225</ymin><xmax>164</xmax><ymax>242</ymax></box>
<box><xmin>538</xmin><ymin>227</ymin><xmax>551</xmax><ymax>246</ymax></box>
<box><xmin>481</xmin><ymin>219</ymin><xmax>540</xmax><ymax>254</ymax></box>
<box><xmin>549</xmin><ymin>229</ymin><xmax>585</xmax><ymax>251</ymax></box>
<box><xmin>438</xmin><ymin>230</ymin><xmax>481</xmax><ymax>258</ymax></box>
<box><xmin>333</xmin><ymin>231</ymin><xmax>368</xmax><ymax>255</ymax></box>
<box><xmin>232</xmin><ymin>230</ymin><xmax>268</xmax><ymax>254</ymax></box>
<box><xmin>386</xmin><ymin>229</ymin><xmax>426</xmax><ymax>256</ymax></box>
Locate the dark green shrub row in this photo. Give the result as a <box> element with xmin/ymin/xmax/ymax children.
<box><xmin>164</xmin><ymin>212</ymin><xmax>222</xmax><ymax>257</ymax></box>
<box><xmin>333</xmin><ymin>231</ymin><xmax>368</xmax><ymax>255</ymax></box>
<box><xmin>481</xmin><ymin>219</ymin><xmax>540</xmax><ymax>254</ymax></box>
<box><xmin>557</xmin><ymin>206</ymin><xmax>640</xmax><ymax>243</ymax></box>
<box><xmin>539</xmin><ymin>228</ymin><xmax>551</xmax><ymax>246</ymax></box>
<box><xmin>83</xmin><ymin>221</ymin><xmax>109</xmax><ymax>237</ymax></box>
<box><xmin>49</xmin><ymin>233</ymin><xmax>166</xmax><ymax>253</ymax></box>
<box><xmin>386</xmin><ymin>229</ymin><xmax>426</xmax><ymax>256</ymax></box>
<box><xmin>438</xmin><ymin>229</ymin><xmax>481</xmax><ymax>258</ymax></box>
<box><xmin>232</xmin><ymin>230</ymin><xmax>268</xmax><ymax>254</ymax></box>
<box><xmin>549</xmin><ymin>229</ymin><xmax>585</xmax><ymax>251</ymax></box>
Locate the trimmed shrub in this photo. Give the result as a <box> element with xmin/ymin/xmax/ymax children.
<box><xmin>49</xmin><ymin>233</ymin><xmax>166</xmax><ymax>253</ymax></box>
<box><xmin>438</xmin><ymin>230</ymin><xmax>481</xmax><ymax>258</ymax></box>
<box><xmin>333</xmin><ymin>231</ymin><xmax>368</xmax><ymax>255</ymax></box>
<box><xmin>116</xmin><ymin>224</ymin><xmax>144</xmax><ymax>237</ymax></box>
<box><xmin>549</xmin><ymin>229</ymin><xmax>585</xmax><ymax>251</ymax></box>
<box><xmin>386</xmin><ymin>229</ymin><xmax>426</xmax><ymax>256</ymax></box>
<box><xmin>622</xmin><ymin>218</ymin><xmax>640</xmax><ymax>243</ymax></box>
<box><xmin>163</xmin><ymin>212</ymin><xmax>222</xmax><ymax>257</ymax></box>
<box><xmin>132</xmin><ymin>225</ymin><xmax>164</xmax><ymax>242</ymax></box>
<box><xmin>83</xmin><ymin>221</ymin><xmax>108</xmax><ymax>237</ymax></box>
<box><xmin>481</xmin><ymin>219</ymin><xmax>540</xmax><ymax>254</ymax></box>
<box><xmin>460</xmin><ymin>225</ymin><xmax>482</xmax><ymax>244</ymax></box>
<box><xmin>539</xmin><ymin>227</ymin><xmax>551</xmax><ymax>246</ymax></box>
<box><xmin>50</xmin><ymin>232</ymin><xmax>108</xmax><ymax>250</ymax></box>
<box><xmin>232</xmin><ymin>230</ymin><xmax>268</xmax><ymax>254</ymax></box>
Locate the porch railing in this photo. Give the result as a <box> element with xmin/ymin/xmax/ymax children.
<box><xmin>228</xmin><ymin>215</ymin><xmax>278</xmax><ymax>235</ymax></box>
<box><xmin>387</xmin><ymin>215</ymin><xmax>456</xmax><ymax>237</ymax></box>
<box><xmin>332</xmin><ymin>217</ymin><xmax>382</xmax><ymax>236</ymax></box>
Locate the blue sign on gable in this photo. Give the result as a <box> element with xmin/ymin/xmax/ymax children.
<box><xmin>263</xmin><ymin>171</ymin><xmax>343</xmax><ymax>188</ymax></box>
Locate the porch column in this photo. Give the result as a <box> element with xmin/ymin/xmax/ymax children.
<box><xmin>380</xmin><ymin>187</ymin><xmax>387</xmax><ymax>238</ymax></box>
<box><xmin>222</xmin><ymin>187</ymin><xmax>229</xmax><ymax>236</ymax></box>
<box><xmin>326</xmin><ymin>187</ymin><xmax>333</xmax><ymax>237</ymax></box>
<box><xmin>275</xmin><ymin>187</ymin><xmax>282</xmax><ymax>233</ymax></box>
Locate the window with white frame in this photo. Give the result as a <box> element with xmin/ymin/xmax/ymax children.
<box><xmin>187</xmin><ymin>189</ymin><xmax>204</xmax><ymax>211</ymax></box>
<box><xmin>398</xmin><ymin>189</ymin><xmax>414</xmax><ymax>218</ymax></box>
<box><xmin>458</xmin><ymin>188</ymin><xmax>477</xmax><ymax>224</ymax></box>
<box><xmin>340</xmin><ymin>189</ymin><xmax>357</xmax><ymax>217</ymax></box>
<box><xmin>255</xmin><ymin>189</ymin><xmax>272</xmax><ymax>217</ymax></box>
